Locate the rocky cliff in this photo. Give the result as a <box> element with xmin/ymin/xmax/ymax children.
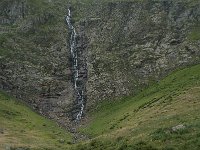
<box><xmin>0</xmin><ymin>0</ymin><xmax>74</xmax><ymax>126</ymax></box>
<box><xmin>0</xmin><ymin>0</ymin><xmax>200</xmax><ymax>126</ymax></box>
<box><xmin>73</xmin><ymin>0</ymin><xmax>200</xmax><ymax>107</ymax></box>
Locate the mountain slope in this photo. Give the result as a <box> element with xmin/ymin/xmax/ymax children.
<box><xmin>73</xmin><ymin>0</ymin><xmax>200</xmax><ymax>107</ymax></box>
<box><xmin>0</xmin><ymin>0</ymin><xmax>76</xmax><ymax>127</ymax></box>
<box><xmin>1</xmin><ymin>0</ymin><xmax>200</xmax><ymax>127</ymax></box>
<box><xmin>0</xmin><ymin>91</ymin><xmax>72</xmax><ymax>150</ymax></box>
<box><xmin>1</xmin><ymin>60</ymin><xmax>200</xmax><ymax>150</ymax></box>
<box><xmin>1</xmin><ymin>0</ymin><xmax>200</xmax><ymax>149</ymax></box>
<box><xmin>73</xmin><ymin>64</ymin><xmax>200</xmax><ymax>150</ymax></box>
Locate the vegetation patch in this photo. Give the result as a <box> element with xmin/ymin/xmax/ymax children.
<box><xmin>188</xmin><ymin>26</ymin><xmax>200</xmax><ymax>41</ymax></box>
<box><xmin>77</xmin><ymin>64</ymin><xmax>200</xmax><ymax>150</ymax></box>
<box><xmin>0</xmin><ymin>91</ymin><xmax>72</xmax><ymax>150</ymax></box>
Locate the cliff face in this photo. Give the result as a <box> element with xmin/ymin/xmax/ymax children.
<box><xmin>73</xmin><ymin>0</ymin><xmax>200</xmax><ymax>107</ymax></box>
<box><xmin>0</xmin><ymin>0</ymin><xmax>75</xmax><ymax>126</ymax></box>
<box><xmin>0</xmin><ymin>0</ymin><xmax>200</xmax><ymax>125</ymax></box>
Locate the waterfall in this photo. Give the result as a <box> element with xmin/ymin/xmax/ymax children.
<box><xmin>66</xmin><ymin>7</ymin><xmax>86</xmax><ymax>121</ymax></box>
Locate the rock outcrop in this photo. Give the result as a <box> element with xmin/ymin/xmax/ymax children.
<box><xmin>73</xmin><ymin>0</ymin><xmax>200</xmax><ymax>107</ymax></box>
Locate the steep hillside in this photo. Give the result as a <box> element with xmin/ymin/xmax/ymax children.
<box><xmin>1</xmin><ymin>62</ymin><xmax>200</xmax><ymax>150</ymax></box>
<box><xmin>0</xmin><ymin>91</ymin><xmax>72</xmax><ymax>150</ymax></box>
<box><xmin>73</xmin><ymin>64</ymin><xmax>200</xmax><ymax>150</ymax></box>
<box><xmin>1</xmin><ymin>0</ymin><xmax>200</xmax><ymax>140</ymax></box>
<box><xmin>1</xmin><ymin>0</ymin><xmax>200</xmax><ymax>147</ymax></box>
<box><xmin>71</xmin><ymin>0</ymin><xmax>200</xmax><ymax>107</ymax></box>
<box><xmin>0</xmin><ymin>0</ymin><xmax>75</xmax><ymax>126</ymax></box>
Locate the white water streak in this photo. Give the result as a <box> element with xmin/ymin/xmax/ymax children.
<box><xmin>66</xmin><ymin>8</ymin><xmax>84</xmax><ymax>121</ymax></box>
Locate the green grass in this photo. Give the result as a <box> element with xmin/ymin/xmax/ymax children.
<box><xmin>188</xmin><ymin>26</ymin><xmax>200</xmax><ymax>41</ymax></box>
<box><xmin>3</xmin><ymin>63</ymin><xmax>199</xmax><ymax>149</ymax></box>
<box><xmin>75</xmin><ymin>64</ymin><xmax>200</xmax><ymax>150</ymax></box>
<box><xmin>0</xmin><ymin>91</ymin><xmax>72</xmax><ymax>150</ymax></box>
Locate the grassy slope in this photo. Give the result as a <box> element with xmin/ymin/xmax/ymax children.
<box><xmin>1</xmin><ymin>59</ymin><xmax>199</xmax><ymax>150</ymax></box>
<box><xmin>0</xmin><ymin>92</ymin><xmax>72</xmax><ymax>150</ymax></box>
<box><xmin>74</xmin><ymin>64</ymin><xmax>200</xmax><ymax>150</ymax></box>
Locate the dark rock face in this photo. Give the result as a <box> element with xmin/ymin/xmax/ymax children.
<box><xmin>0</xmin><ymin>0</ymin><xmax>200</xmax><ymax>126</ymax></box>
<box><xmin>0</xmin><ymin>0</ymin><xmax>74</xmax><ymax>126</ymax></box>
<box><xmin>74</xmin><ymin>0</ymin><xmax>200</xmax><ymax>107</ymax></box>
<box><xmin>0</xmin><ymin>0</ymin><xmax>27</xmax><ymax>25</ymax></box>
<box><xmin>66</xmin><ymin>8</ymin><xmax>88</xmax><ymax>120</ymax></box>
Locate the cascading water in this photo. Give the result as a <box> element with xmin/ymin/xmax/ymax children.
<box><xmin>66</xmin><ymin>7</ymin><xmax>86</xmax><ymax>121</ymax></box>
